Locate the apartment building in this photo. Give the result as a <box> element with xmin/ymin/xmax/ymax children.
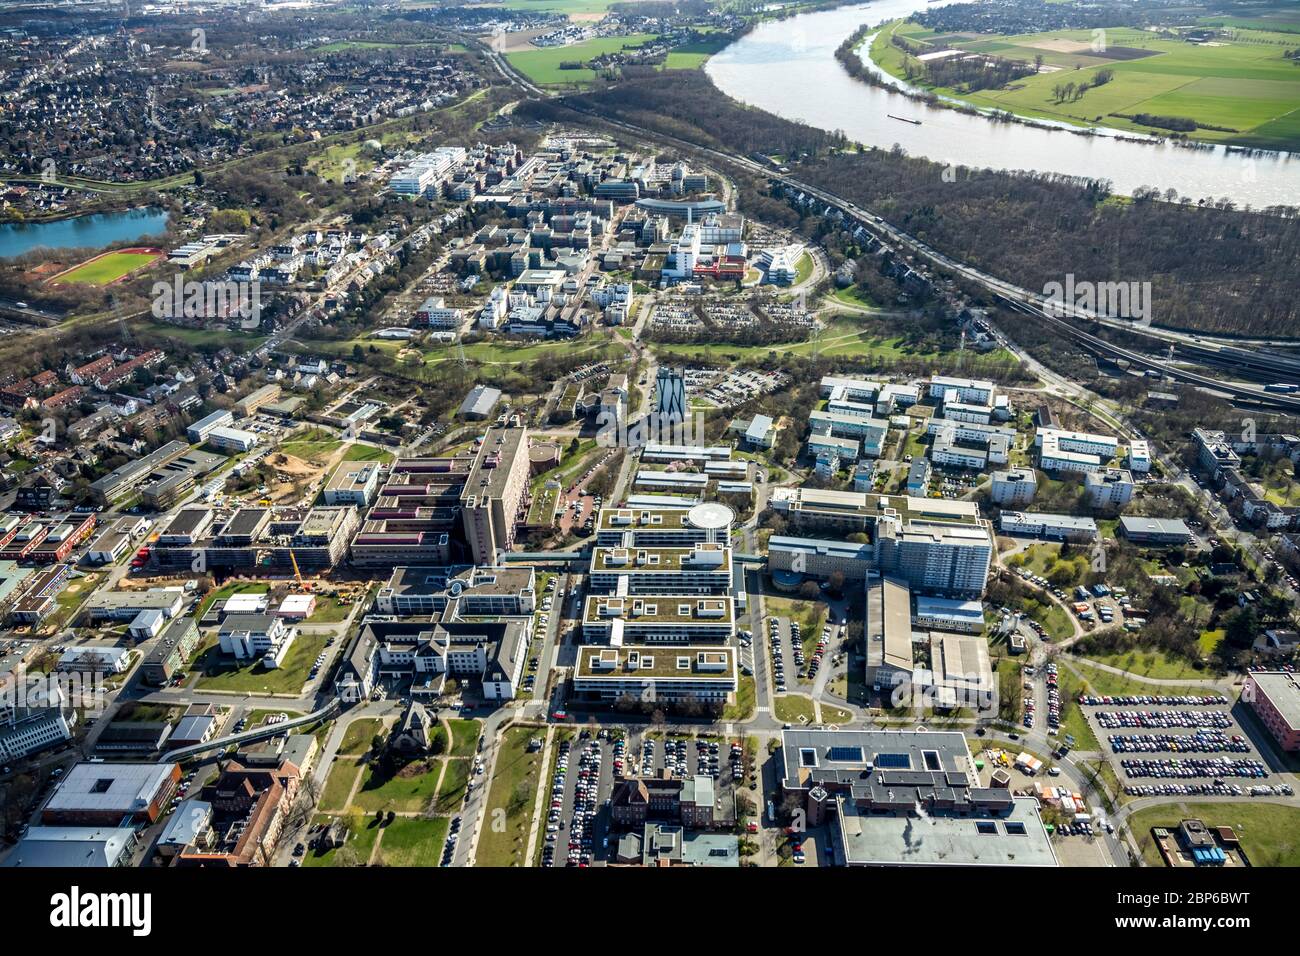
<box><xmin>928</xmin><ymin>376</ymin><xmax>995</xmax><ymax>405</ymax></box>
<box><xmin>999</xmin><ymin>512</ymin><xmax>1099</xmax><ymax>542</ymax></box>
<box><xmin>989</xmin><ymin>468</ymin><xmax>1037</xmax><ymax>507</ymax></box>
<box><xmin>1084</xmin><ymin>468</ymin><xmax>1136</xmax><ymax>509</ymax></box>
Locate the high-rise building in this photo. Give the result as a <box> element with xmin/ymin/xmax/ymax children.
<box><xmin>460</xmin><ymin>426</ymin><xmax>530</xmax><ymax>565</ymax></box>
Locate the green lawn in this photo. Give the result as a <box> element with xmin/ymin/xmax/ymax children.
<box><xmin>507</xmin><ymin>34</ymin><xmax>658</xmax><ymax>87</ymax></box>
<box><xmin>476</xmin><ymin>725</ymin><xmax>545</xmax><ymax>867</ymax></box>
<box><xmin>1068</xmin><ymin>659</ymin><xmax>1221</xmax><ymax>698</ymax></box>
<box><xmin>1129</xmin><ymin>803</ymin><xmax>1300</xmax><ymax>867</ymax></box>
<box><xmin>319</xmin><ymin>758</ymin><xmax>365</xmax><ymax>814</ymax></box>
<box><xmin>193</xmin><ymin>631</ymin><xmax>328</xmax><ymax>695</ymax></box>
<box><xmin>374</xmin><ymin>816</ymin><xmax>449</xmax><ymax>867</ymax></box>
<box><xmin>721</xmin><ymin>674</ymin><xmax>756</xmax><ymax>721</ymax></box>
<box><xmin>435</xmin><ymin>758</ymin><xmax>471</xmax><ymax>814</ymax></box>
<box><xmin>339</xmin><ymin>718</ymin><xmax>388</xmax><ymax>756</ymax></box>
<box><xmin>1055</xmin><ymin>665</ymin><xmax>1100</xmax><ymax>751</ymax></box>
<box><xmin>353</xmin><ymin>758</ymin><xmax>445</xmax><ymax>814</ymax></box>
<box><xmin>773</xmin><ymin>695</ymin><xmax>816</xmax><ymax>724</ymax></box>
<box><xmin>306</xmin><ymin>597</ymin><xmax>355</xmax><ymax>624</ymax></box>
<box><xmin>1078</xmin><ymin>647</ymin><xmax>1221</xmax><ymax>681</ymax></box>
<box><xmin>302</xmin><ymin>813</ymin><xmax>381</xmax><ymax>867</ymax></box>
<box><xmin>447</xmin><ymin>718</ymin><xmax>482</xmax><ymax>758</ymax></box>
<box><xmin>342</xmin><ymin>442</ymin><xmax>396</xmax><ymax>463</ymax></box>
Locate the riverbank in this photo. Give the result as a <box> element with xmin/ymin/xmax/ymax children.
<box><xmin>863</xmin><ymin>18</ymin><xmax>1300</xmax><ymax>154</ymax></box>
<box><xmin>704</xmin><ymin>1</ymin><xmax>1300</xmax><ymax>205</ymax></box>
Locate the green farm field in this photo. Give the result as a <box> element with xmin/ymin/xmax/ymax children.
<box><xmin>871</xmin><ymin>20</ymin><xmax>1300</xmax><ymax>150</ymax></box>
<box><xmin>507</xmin><ymin>33</ymin><xmax>658</xmax><ymax>87</ymax></box>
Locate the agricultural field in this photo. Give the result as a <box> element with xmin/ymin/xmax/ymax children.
<box><xmin>661</xmin><ymin>35</ymin><xmax>731</xmax><ymax>70</ymax></box>
<box><xmin>870</xmin><ymin>20</ymin><xmax>1300</xmax><ymax>150</ymax></box>
<box><xmin>53</xmin><ymin>248</ymin><xmax>161</xmax><ymax>285</ymax></box>
<box><xmin>507</xmin><ymin>34</ymin><xmax>658</xmax><ymax>87</ymax></box>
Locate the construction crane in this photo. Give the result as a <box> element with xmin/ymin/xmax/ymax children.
<box><xmin>289</xmin><ymin>550</ymin><xmax>311</xmax><ymax>592</ymax></box>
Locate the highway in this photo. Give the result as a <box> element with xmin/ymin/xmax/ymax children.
<box><xmin>469</xmin><ymin>36</ymin><xmax>1300</xmax><ymax>412</ymax></box>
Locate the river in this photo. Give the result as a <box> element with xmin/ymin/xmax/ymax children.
<box><xmin>706</xmin><ymin>0</ymin><xmax>1300</xmax><ymax>206</ymax></box>
<box><xmin>0</xmin><ymin>206</ymin><xmax>170</xmax><ymax>259</ymax></box>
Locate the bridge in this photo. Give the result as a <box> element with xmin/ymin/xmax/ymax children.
<box><xmin>161</xmin><ymin>698</ymin><xmax>341</xmax><ymax>763</ymax></box>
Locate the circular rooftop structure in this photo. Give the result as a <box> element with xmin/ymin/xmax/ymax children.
<box><xmin>687</xmin><ymin>501</ymin><xmax>735</xmax><ymax>531</ymax></box>
<box><xmin>771</xmin><ymin>569</ymin><xmax>804</xmax><ymax>592</ymax></box>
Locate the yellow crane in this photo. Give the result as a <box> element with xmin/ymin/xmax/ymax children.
<box><xmin>289</xmin><ymin>549</ymin><xmax>311</xmax><ymax>592</ymax></box>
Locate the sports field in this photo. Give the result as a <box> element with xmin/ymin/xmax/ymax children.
<box><xmin>506</xmin><ymin>33</ymin><xmax>658</xmax><ymax>86</ymax></box>
<box><xmin>871</xmin><ymin>19</ymin><xmax>1300</xmax><ymax>150</ymax></box>
<box><xmin>52</xmin><ymin>247</ymin><xmax>162</xmax><ymax>285</ymax></box>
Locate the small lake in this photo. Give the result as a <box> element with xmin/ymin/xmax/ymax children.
<box><xmin>0</xmin><ymin>206</ymin><xmax>171</xmax><ymax>259</ymax></box>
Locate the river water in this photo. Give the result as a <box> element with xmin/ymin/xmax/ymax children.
<box><xmin>706</xmin><ymin>0</ymin><xmax>1300</xmax><ymax>206</ymax></box>
<box><xmin>0</xmin><ymin>206</ymin><xmax>170</xmax><ymax>259</ymax></box>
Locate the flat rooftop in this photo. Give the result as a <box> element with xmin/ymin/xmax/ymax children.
<box><xmin>575</xmin><ymin>645</ymin><xmax>735</xmax><ymax>679</ymax></box>
<box><xmin>1251</xmin><ymin>671</ymin><xmax>1300</xmax><ymax>730</ymax></box>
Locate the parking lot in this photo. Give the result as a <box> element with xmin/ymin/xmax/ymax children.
<box><xmin>1078</xmin><ymin>694</ymin><xmax>1289</xmax><ymax>796</ymax></box>
<box><xmin>542</xmin><ymin>729</ymin><xmax>619</xmax><ymax>868</ymax></box>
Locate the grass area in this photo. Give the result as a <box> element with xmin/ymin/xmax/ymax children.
<box><xmin>1055</xmin><ymin>665</ymin><xmax>1100</xmax><ymax>751</ymax></box>
<box><xmin>1068</xmin><ymin>659</ymin><xmax>1221</xmax><ymax>698</ymax></box>
<box><xmin>476</xmin><ymin>725</ymin><xmax>545</xmax><ymax>867</ymax></box>
<box><xmin>133</xmin><ymin>319</ymin><xmax>267</xmax><ymax>351</ymax></box>
<box><xmin>526</xmin><ymin>483</ymin><xmax>561</xmax><ymax>526</ymax></box>
<box><xmin>793</xmin><ymin>251</ymin><xmax>814</xmax><ymax>286</ymax></box>
<box><xmin>55</xmin><ymin>249</ymin><xmax>160</xmax><ymax>285</ymax></box>
<box><xmin>507</xmin><ymin>34</ymin><xmax>658</xmax><ymax>87</ymax></box>
<box><xmin>1078</xmin><ymin>646</ymin><xmax>1220</xmax><ymax>681</ymax></box>
<box><xmin>870</xmin><ymin>19</ymin><xmax>1300</xmax><ymax>150</ymax></box>
<box><xmin>373</xmin><ymin>816</ymin><xmax>449</xmax><ymax>867</ymax></box>
<box><xmin>661</xmin><ymin>35</ymin><xmax>729</xmax><ymax>70</ymax></box>
<box><xmin>353</xmin><ymin>758</ymin><xmax>444</xmax><ymax>814</ymax></box>
<box><xmin>343</xmin><ymin>442</ymin><xmax>396</xmax><ymax>464</ymax></box>
<box><xmin>193</xmin><ymin>631</ymin><xmax>327</xmax><ymax>695</ymax></box>
<box><xmin>305</xmin><ymin>597</ymin><xmax>354</xmax><ymax>624</ymax></box>
<box><xmin>435</xmin><ymin>758</ymin><xmax>471</xmax><ymax>814</ymax></box>
<box><xmin>822</xmin><ymin>703</ymin><xmax>854</xmax><ymax>724</ymax></box>
<box><xmin>319</xmin><ymin>758</ymin><xmax>365</xmax><ymax>813</ymax></box>
<box><xmin>339</xmin><ymin>717</ymin><xmax>388</xmax><ymax>755</ymax></box>
<box><xmin>721</xmin><ymin>673</ymin><xmax>756</xmax><ymax>721</ymax></box>
<box><xmin>279</xmin><ymin>436</ymin><xmax>344</xmax><ymax>464</ymax></box>
<box><xmin>1129</xmin><ymin>803</ymin><xmax>1300</xmax><ymax>867</ymax></box>
<box><xmin>829</xmin><ymin>285</ymin><xmax>879</xmax><ymax>310</ymax></box>
<box><xmin>244</xmin><ymin>708</ymin><xmax>303</xmax><ymax>727</ymax></box>
<box><xmin>447</xmin><ymin>718</ymin><xmax>482</xmax><ymax>758</ymax></box>
<box><xmin>302</xmin><ymin>813</ymin><xmax>381</xmax><ymax>867</ymax></box>
<box><xmin>773</xmin><ymin>695</ymin><xmax>816</xmax><ymax>724</ymax></box>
